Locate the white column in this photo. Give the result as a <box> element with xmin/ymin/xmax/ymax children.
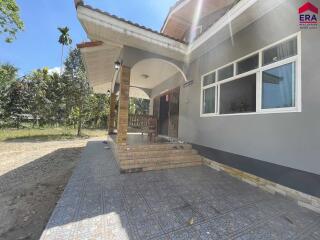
<box><xmin>149</xmin><ymin>98</ymin><xmax>154</xmax><ymax>116</ymax></box>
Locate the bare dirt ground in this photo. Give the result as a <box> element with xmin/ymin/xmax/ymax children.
<box><xmin>0</xmin><ymin>139</ymin><xmax>89</xmax><ymax>240</ymax></box>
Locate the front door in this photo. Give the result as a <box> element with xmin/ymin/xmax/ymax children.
<box><xmin>154</xmin><ymin>87</ymin><xmax>180</xmax><ymax>138</ymax></box>
<box><xmin>159</xmin><ymin>94</ymin><xmax>169</xmax><ymax>135</ymax></box>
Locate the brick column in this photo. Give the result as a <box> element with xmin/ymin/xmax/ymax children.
<box><xmin>108</xmin><ymin>92</ymin><xmax>116</xmax><ymax>134</ymax></box>
<box><xmin>116</xmin><ymin>66</ymin><xmax>130</xmax><ymax>144</ymax></box>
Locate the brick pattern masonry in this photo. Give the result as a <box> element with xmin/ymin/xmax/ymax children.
<box><xmin>117</xmin><ymin>66</ymin><xmax>130</xmax><ymax>145</ymax></box>
<box><xmin>108</xmin><ymin>93</ymin><xmax>116</xmax><ymax>134</ymax></box>
<box><xmin>203</xmin><ymin>158</ymin><xmax>320</xmax><ymax>214</ymax></box>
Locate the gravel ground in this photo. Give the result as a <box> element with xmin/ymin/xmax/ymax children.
<box><xmin>0</xmin><ymin>139</ymin><xmax>89</xmax><ymax>240</ymax></box>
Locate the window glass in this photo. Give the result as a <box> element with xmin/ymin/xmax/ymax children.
<box><xmin>203</xmin><ymin>72</ymin><xmax>215</xmax><ymax>86</ymax></box>
<box><xmin>203</xmin><ymin>87</ymin><xmax>215</xmax><ymax>114</ymax></box>
<box><xmin>220</xmin><ymin>74</ymin><xmax>256</xmax><ymax>114</ymax></box>
<box><xmin>263</xmin><ymin>37</ymin><xmax>297</xmax><ymax>66</ymax></box>
<box><xmin>237</xmin><ymin>54</ymin><xmax>259</xmax><ymax>74</ymax></box>
<box><xmin>218</xmin><ymin>65</ymin><xmax>233</xmax><ymax>81</ymax></box>
<box><xmin>262</xmin><ymin>63</ymin><xmax>295</xmax><ymax>109</ymax></box>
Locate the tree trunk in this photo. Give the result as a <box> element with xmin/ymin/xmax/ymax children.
<box><xmin>60</xmin><ymin>45</ymin><xmax>64</xmax><ymax>75</ymax></box>
<box><xmin>77</xmin><ymin>118</ymin><xmax>82</xmax><ymax>136</ymax></box>
<box><xmin>77</xmin><ymin>106</ymin><xmax>82</xmax><ymax>137</ymax></box>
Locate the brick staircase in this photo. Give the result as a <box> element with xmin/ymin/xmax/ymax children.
<box><xmin>115</xmin><ymin>143</ymin><xmax>203</xmax><ymax>173</ymax></box>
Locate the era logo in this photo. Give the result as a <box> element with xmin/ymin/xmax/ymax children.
<box><xmin>299</xmin><ymin>2</ymin><xmax>318</xmax><ymax>26</ymax></box>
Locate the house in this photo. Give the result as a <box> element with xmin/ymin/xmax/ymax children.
<box><xmin>74</xmin><ymin>0</ymin><xmax>320</xmax><ymax>201</ymax></box>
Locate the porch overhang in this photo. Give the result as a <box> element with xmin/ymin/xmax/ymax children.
<box><xmin>76</xmin><ymin>3</ymin><xmax>188</xmax><ymax>95</ymax></box>
<box><xmin>77</xmin><ymin>41</ymin><xmax>122</xmax><ymax>94</ymax></box>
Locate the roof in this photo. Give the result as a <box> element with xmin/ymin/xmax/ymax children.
<box><xmin>77</xmin><ymin>41</ymin><xmax>103</xmax><ymax>49</ymax></box>
<box><xmin>75</xmin><ymin>1</ymin><xmax>187</xmax><ymax>44</ymax></box>
<box><xmin>160</xmin><ymin>0</ymin><xmax>187</xmax><ymax>33</ymax></box>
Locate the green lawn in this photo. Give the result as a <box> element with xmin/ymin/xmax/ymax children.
<box><xmin>0</xmin><ymin>127</ymin><xmax>107</xmax><ymax>142</ymax></box>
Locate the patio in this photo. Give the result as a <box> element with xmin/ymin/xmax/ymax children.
<box><xmin>111</xmin><ymin>133</ymin><xmax>172</xmax><ymax>146</ymax></box>
<box><xmin>40</xmin><ymin>139</ymin><xmax>320</xmax><ymax>240</ymax></box>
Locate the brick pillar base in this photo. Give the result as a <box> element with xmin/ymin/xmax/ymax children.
<box><xmin>117</xmin><ymin>66</ymin><xmax>130</xmax><ymax>144</ymax></box>
<box><xmin>108</xmin><ymin>93</ymin><xmax>116</xmax><ymax>134</ymax></box>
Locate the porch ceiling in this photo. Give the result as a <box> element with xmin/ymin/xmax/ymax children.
<box><xmin>79</xmin><ymin>43</ymin><xmax>121</xmax><ymax>94</ymax></box>
<box><xmin>131</xmin><ymin>59</ymin><xmax>179</xmax><ymax>89</ymax></box>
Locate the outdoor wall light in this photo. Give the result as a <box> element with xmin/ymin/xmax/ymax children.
<box><xmin>114</xmin><ymin>60</ymin><xmax>121</xmax><ymax>70</ymax></box>
<box><xmin>107</xmin><ymin>90</ymin><xmax>111</xmax><ymax>97</ymax></box>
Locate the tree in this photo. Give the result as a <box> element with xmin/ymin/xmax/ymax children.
<box><xmin>86</xmin><ymin>94</ymin><xmax>109</xmax><ymax>128</ymax></box>
<box><xmin>0</xmin><ymin>0</ymin><xmax>24</xmax><ymax>43</ymax></box>
<box><xmin>129</xmin><ymin>98</ymin><xmax>150</xmax><ymax>115</ymax></box>
<box><xmin>26</xmin><ymin>68</ymin><xmax>52</xmax><ymax>126</ymax></box>
<box><xmin>58</xmin><ymin>27</ymin><xmax>72</xmax><ymax>75</ymax></box>
<box><xmin>0</xmin><ymin>63</ymin><xmax>18</xmax><ymax>121</ymax></box>
<box><xmin>63</xmin><ymin>48</ymin><xmax>91</xmax><ymax>136</ymax></box>
<box><xmin>2</xmin><ymin>79</ymin><xmax>29</xmax><ymax>128</ymax></box>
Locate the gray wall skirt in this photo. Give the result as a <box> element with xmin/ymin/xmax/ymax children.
<box><xmin>193</xmin><ymin>143</ymin><xmax>320</xmax><ymax>198</ymax></box>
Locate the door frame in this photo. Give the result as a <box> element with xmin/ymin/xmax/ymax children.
<box><xmin>153</xmin><ymin>87</ymin><xmax>180</xmax><ymax>138</ymax></box>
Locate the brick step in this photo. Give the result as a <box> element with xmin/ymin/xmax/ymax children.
<box><xmin>120</xmin><ymin>161</ymin><xmax>203</xmax><ymax>173</ymax></box>
<box><xmin>117</xmin><ymin>149</ymin><xmax>198</xmax><ymax>160</ymax></box>
<box><xmin>120</xmin><ymin>156</ymin><xmax>203</xmax><ymax>168</ymax></box>
<box><xmin>117</xmin><ymin>143</ymin><xmax>192</xmax><ymax>152</ymax></box>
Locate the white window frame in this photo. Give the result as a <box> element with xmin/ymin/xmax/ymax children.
<box><xmin>200</xmin><ymin>32</ymin><xmax>301</xmax><ymax>117</ymax></box>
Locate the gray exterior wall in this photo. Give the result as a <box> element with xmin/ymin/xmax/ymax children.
<box><xmin>178</xmin><ymin>0</ymin><xmax>320</xmax><ymax>175</ymax></box>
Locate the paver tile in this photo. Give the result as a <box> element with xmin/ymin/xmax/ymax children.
<box><xmin>40</xmin><ymin>140</ymin><xmax>320</xmax><ymax>240</ymax></box>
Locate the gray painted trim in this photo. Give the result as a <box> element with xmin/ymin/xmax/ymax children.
<box><xmin>192</xmin><ymin>143</ymin><xmax>320</xmax><ymax>198</ymax></box>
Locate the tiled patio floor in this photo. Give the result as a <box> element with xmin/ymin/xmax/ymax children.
<box><xmin>40</xmin><ymin>140</ymin><xmax>320</xmax><ymax>240</ymax></box>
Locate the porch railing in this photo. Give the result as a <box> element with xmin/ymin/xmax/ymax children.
<box><xmin>128</xmin><ymin>114</ymin><xmax>157</xmax><ymax>133</ymax></box>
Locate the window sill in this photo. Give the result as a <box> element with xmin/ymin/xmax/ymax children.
<box><xmin>200</xmin><ymin>108</ymin><xmax>301</xmax><ymax>117</ymax></box>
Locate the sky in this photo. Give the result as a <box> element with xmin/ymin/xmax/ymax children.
<box><xmin>0</xmin><ymin>0</ymin><xmax>176</xmax><ymax>76</ymax></box>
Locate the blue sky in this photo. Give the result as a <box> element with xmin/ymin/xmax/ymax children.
<box><xmin>0</xmin><ymin>0</ymin><xmax>176</xmax><ymax>76</ymax></box>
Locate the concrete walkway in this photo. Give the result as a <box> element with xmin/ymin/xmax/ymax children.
<box><xmin>40</xmin><ymin>140</ymin><xmax>320</xmax><ymax>240</ymax></box>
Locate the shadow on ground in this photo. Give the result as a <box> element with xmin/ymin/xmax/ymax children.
<box><xmin>3</xmin><ymin>134</ymin><xmax>89</xmax><ymax>143</ymax></box>
<box><xmin>0</xmin><ymin>146</ymin><xmax>83</xmax><ymax>240</ymax></box>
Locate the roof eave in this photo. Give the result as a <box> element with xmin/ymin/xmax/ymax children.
<box><xmin>160</xmin><ymin>0</ymin><xmax>191</xmax><ymax>33</ymax></box>
<box><xmin>77</xmin><ymin>5</ymin><xmax>188</xmax><ymax>58</ymax></box>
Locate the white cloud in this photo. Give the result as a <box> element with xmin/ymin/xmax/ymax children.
<box><xmin>48</xmin><ymin>67</ymin><xmax>63</xmax><ymax>75</ymax></box>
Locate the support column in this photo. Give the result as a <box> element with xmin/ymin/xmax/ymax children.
<box><xmin>117</xmin><ymin>66</ymin><xmax>130</xmax><ymax>144</ymax></box>
<box><xmin>108</xmin><ymin>93</ymin><xmax>116</xmax><ymax>134</ymax></box>
<box><xmin>149</xmin><ymin>98</ymin><xmax>154</xmax><ymax>116</ymax></box>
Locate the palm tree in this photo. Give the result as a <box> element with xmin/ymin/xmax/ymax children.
<box><xmin>58</xmin><ymin>27</ymin><xmax>72</xmax><ymax>75</ymax></box>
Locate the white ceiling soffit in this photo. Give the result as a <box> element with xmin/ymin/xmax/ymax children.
<box><xmin>131</xmin><ymin>58</ymin><xmax>179</xmax><ymax>89</ymax></box>
<box><xmin>80</xmin><ymin>44</ymin><xmax>122</xmax><ymax>93</ymax></box>
<box><xmin>161</xmin><ymin>0</ymin><xmax>236</xmax><ymax>40</ymax></box>
<box><xmin>77</xmin><ymin>6</ymin><xmax>188</xmax><ymax>61</ymax></box>
<box><xmin>129</xmin><ymin>87</ymin><xmax>150</xmax><ymax>100</ymax></box>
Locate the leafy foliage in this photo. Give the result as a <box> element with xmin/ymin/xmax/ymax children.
<box><xmin>58</xmin><ymin>26</ymin><xmax>72</xmax><ymax>75</ymax></box>
<box><xmin>0</xmin><ymin>50</ymin><xmax>108</xmax><ymax>132</ymax></box>
<box><xmin>129</xmin><ymin>98</ymin><xmax>150</xmax><ymax>115</ymax></box>
<box><xmin>0</xmin><ymin>0</ymin><xmax>24</xmax><ymax>43</ymax></box>
<box><xmin>58</xmin><ymin>27</ymin><xmax>72</xmax><ymax>46</ymax></box>
<box><xmin>0</xmin><ymin>63</ymin><xmax>18</xmax><ymax>121</ymax></box>
<box><xmin>0</xmin><ymin>50</ymin><xmax>149</xmax><ymax>132</ymax></box>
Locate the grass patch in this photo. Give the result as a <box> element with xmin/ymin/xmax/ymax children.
<box><xmin>0</xmin><ymin>128</ymin><xmax>107</xmax><ymax>142</ymax></box>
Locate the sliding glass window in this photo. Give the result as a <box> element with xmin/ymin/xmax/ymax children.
<box><xmin>200</xmin><ymin>33</ymin><xmax>300</xmax><ymax>117</ymax></box>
